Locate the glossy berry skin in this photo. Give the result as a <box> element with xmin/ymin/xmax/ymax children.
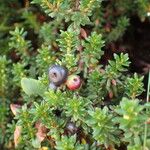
<box><xmin>66</xmin><ymin>75</ymin><xmax>81</xmax><ymax>90</ymax></box>
<box><xmin>49</xmin><ymin>82</ymin><xmax>57</xmax><ymax>90</ymax></box>
<box><xmin>66</xmin><ymin>122</ymin><xmax>78</xmax><ymax>134</ymax></box>
<box><xmin>48</xmin><ymin>65</ymin><xmax>68</xmax><ymax>86</ymax></box>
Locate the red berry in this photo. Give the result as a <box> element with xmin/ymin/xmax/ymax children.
<box><xmin>66</xmin><ymin>75</ymin><xmax>81</xmax><ymax>90</ymax></box>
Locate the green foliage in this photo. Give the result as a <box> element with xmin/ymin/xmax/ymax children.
<box><xmin>0</xmin><ymin>56</ymin><xmax>9</xmax><ymax>146</ymax></box>
<box><xmin>36</xmin><ymin>45</ymin><xmax>55</xmax><ymax>74</ymax></box>
<box><xmin>114</xmin><ymin>97</ymin><xmax>147</xmax><ymax>147</ymax></box>
<box><xmin>124</xmin><ymin>73</ymin><xmax>144</xmax><ymax>99</ymax></box>
<box><xmin>105</xmin><ymin>53</ymin><xmax>130</xmax><ymax>79</ymax></box>
<box><xmin>22</xmin><ymin>11</ymin><xmax>40</xmax><ymax>33</ymax></box>
<box><xmin>9</xmin><ymin>27</ymin><xmax>31</xmax><ymax>59</ymax></box>
<box><xmin>82</xmin><ymin>32</ymin><xmax>104</xmax><ymax>76</ymax></box>
<box><xmin>44</xmin><ymin>90</ymin><xmax>67</xmax><ymax>108</ymax></box>
<box><xmin>0</xmin><ymin>55</ymin><xmax>8</xmax><ymax>95</ymax></box>
<box><xmin>39</xmin><ymin>22</ymin><xmax>56</xmax><ymax>44</ymax></box>
<box><xmin>136</xmin><ymin>0</ymin><xmax>150</xmax><ymax>20</ymax></box>
<box><xmin>64</xmin><ymin>96</ymin><xmax>88</xmax><ymax>122</ymax></box>
<box><xmin>0</xmin><ymin>101</ymin><xmax>8</xmax><ymax>144</ymax></box>
<box><xmin>15</xmin><ymin>104</ymin><xmax>36</xmax><ymax>148</ymax></box>
<box><xmin>31</xmin><ymin>0</ymin><xmax>71</xmax><ymax>20</ymax></box>
<box><xmin>87</xmin><ymin>107</ymin><xmax>120</xmax><ymax>147</ymax></box>
<box><xmin>32</xmin><ymin>0</ymin><xmax>101</xmax><ymax>26</ymax></box>
<box><xmin>87</xmin><ymin>53</ymin><xmax>130</xmax><ymax>100</ymax></box>
<box><xmin>0</xmin><ymin>0</ymin><xmax>150</xmax><ymax>149</ymax></box>
<box><xmin>21</xmin><ymin>78</ymin><xmax>46</xmax><ymax>96</ymax></box>
<box><xmin>87</xmin><ymin>69</ymin><xmax>104</xmax><ymax>102</ymax></box>
<box><xmin>80</xmin><ymin>0</ymin><xmax>101</xmax><ymax>15</ymax></box>
<box><xmin>32</xmin><ymin>101</ymin><xmax>55</xmax><ymax>127</ymax></box>
<box><xmin>102</xmin><ymin>53</ymin><xmax>130</xmax><ymax>96</ymax></box>
<box><xmin>12</xmin><ymin>63</ymin><xmax>26</xmax><ymax>87</ymax></box>
<box><xmin>107</xmin><ymin>17</ymin><xmax>129</xmax><ymax>42</ymax></box>
<box><xmin>75</xmin><ymin>0</ymin><xmax>101</xmax><ymax>25</ymax></box>
<box><xmin>57</xmin><ymin>28</ymin><xmax>79</xmax><ymax>69</ymax></box>
<box><xmin>55</xmin><ymin>135</ymin><xmax>84</xmax><ymax>150</ymax></box>
<box><xmin>115</xmin><ymin>98</ymin><xmax>144</xmax><ymax>130</ymax></box>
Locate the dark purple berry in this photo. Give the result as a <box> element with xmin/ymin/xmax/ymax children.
<box><xmin>48</xmin><ymin>65</ymin><xmax>68</xmax><ymax>86</ymax></box>
<box><xmin>66</xmin><ymin>122</ymin><xmax>78</xmax><ymax>134</ymax></box>
<box><xmin>49</xmin><ymin>82</ymin><xmax>57</xmax><ymax>90</ymax></box>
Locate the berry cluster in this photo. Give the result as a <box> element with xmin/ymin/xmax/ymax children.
<box><xmin>48</xmin><ymin>65</ymin><xmax>81</xmax><ymax>90</ymax></box>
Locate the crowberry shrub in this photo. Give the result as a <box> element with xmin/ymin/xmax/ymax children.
<box><xmin>0</xmin><ymin>0</ymin><xmax>150</xmax><ymax>150</ymax></box>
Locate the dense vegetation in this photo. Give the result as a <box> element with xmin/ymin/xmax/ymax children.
<box><xmin>0</xmin><ymin>0</ymin><xmax>150</xmax><ymax>149</ymax></box>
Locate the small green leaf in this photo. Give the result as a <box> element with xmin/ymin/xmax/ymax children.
<box><xmin>21</xmin><ymin>77</ymin><xmax>46</xmax><ymax>96</ymax></box>
<box><xmin>32</xmin><ymin>138</ymin><xmax>41</xmax><ymax>148</ymax></box>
